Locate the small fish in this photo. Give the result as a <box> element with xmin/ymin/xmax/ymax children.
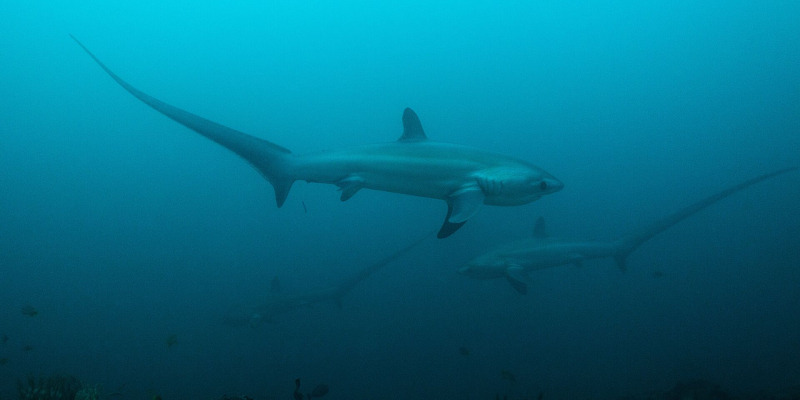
<box><xmin>458</xmin><ymin>346</ymin><xmax>470</xmax><ymax>356</ymax></box>
<box><xmin>653</xmin><ymin>270</ymin><xmax>665</xmax><ymax>278</ymax></box>
<box><xmin>293</xmin><ymin>379</ymin><xmax>303</xmax><ymax>400</ymax></box>
<box><xmin>501</xmin><ymin>368</ymin><xmax>516</xmax><ymax>383</ymax></box>
<box><xmin>20</xmin><ymin>305</ymin><xmax>38</xmax><ymax>317</ymax></box>
<box><xmin>22</xmin><ymin>344</ymin><xmax>33</xmax><ymax>352</ymax></box>
<box><xmin>165</xmin><ymin>334</ymin><xmax>178</xmax><ymax>348</ymax></box>
<box><xmin>0</xmin><ymin>357</ymin><xmax>8</xmax><ymax>365</ymax></box>
<box><xmin>2</xmin><ymin>334</ymin><xmax>8</xmax><ymax>344</ymax></box>
<box><xmin>302</xmin><ymin>201</ymin><xmax>307</xmax><ymax>214</ymax></box>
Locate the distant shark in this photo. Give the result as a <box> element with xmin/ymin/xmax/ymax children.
<box><xmin>224</xmin><ymin>233</ymin><xmax>429</xmax><ymax>327</ymax></box>
<box><xmin>71</xmin><ymin>36</ymin><xmax>563</xmax><ymax>238</ymax></box>
<box><xmin>458</xmin><ymin>167</ymin><xmax>797</xmax><ymax>294</ymax></box>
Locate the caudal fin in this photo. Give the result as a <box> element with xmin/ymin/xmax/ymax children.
<box><xmin>612</xmin><ymin>167</ymin><xmax>797</xmax><ymax>267</ymax></box>
<box><xmin>333</xmin><ymin>231</ymin><xmax>432</xmax><ymax>298</ymax></box>
<box><xmin>70</xmin><ymin>35</ymin><xmax>295</xmax><ymax>207</ymax></box>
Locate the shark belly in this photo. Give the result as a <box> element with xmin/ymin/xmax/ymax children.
<box><xmin>290</xmin><ymin>144</ymin><xmax>483</xmax><ymax>200</ymax></box>
<box><xmin>358</xmin><ymin>169</ymin><xmax>468</xmax><ymax>199</ymax></box>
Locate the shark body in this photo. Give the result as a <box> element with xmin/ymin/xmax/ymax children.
<box><xmin>224</xmin><ymin>233</ymin><xmax>429</xmax><ymax>327</ymax></box>
<box><xmin>459</xmin><ymin>168</ymin><xmax>797</xmax><ymax>294</ymax></box>
<box><xmin>71</xmin><ymin>36</ymin><xmax>562</xmax><ymax>238</ymax></box>
<box><xmin>225</xmin><ymin>287</ymin><xmax>343</xmax><ymax>328</ymax></box>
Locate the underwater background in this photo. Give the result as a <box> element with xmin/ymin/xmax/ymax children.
<box><xmin>1</xmin><ymin>1</ymin><xmax>799</xmax><ymax>399</ymax></box>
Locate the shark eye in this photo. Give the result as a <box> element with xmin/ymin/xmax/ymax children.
<box><xmin>539</xmin><ymin>181</ymin><xmax>548</xmax><ymax>191</ymax></box>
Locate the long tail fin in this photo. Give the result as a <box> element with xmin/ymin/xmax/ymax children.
<box><xmin>612</xmin><ymin>167</ymin><xmax>797</xmax><ymax>268</ymax></box>
<box><xmin>70</xmin><ymin>35</ymin><xmax>295</xmax><ymax>207</ymax></box>
<box><xmin>333</xmin><ymin>231</ymin><xmax>433</xmax><ymax>300</ymax></box>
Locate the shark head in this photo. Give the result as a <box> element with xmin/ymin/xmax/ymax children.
<box><xmin>457</xmin><ymin>251</ymin><xmax>510</xmax><ymax>280</ymax></box>
<box><xmin>477</xmin><ymin>166</ymin><xmax>563</xmax><ymax>206</ymax></box>
<box><xmin>459</xmin><ymin>249</ymin><xmax>535</xmax><ymax>294</ymax></box>
<box><xmin>459</xmin><ymin>251</ymin><xmax>532</xmax><ymax>294</ymax></box>
<box><xmin>222</xmin><ymin>306</ymin><xmax>267</xmax><ymax>328</ymax></box>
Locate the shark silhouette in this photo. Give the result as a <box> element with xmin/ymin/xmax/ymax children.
<box><xmin>224</xmin><ymin>233</ymin><xmax>429</xmax><ymax>327</ymax></box>
<box><xmin>71</xmin><ymin>36</ymin><xmax>563</xmax><ymax>238</ymax></box>
<box><xmin>458</xmin><ymin>167</ymin><xmax>796</xmax><ymax>294</ymax></box>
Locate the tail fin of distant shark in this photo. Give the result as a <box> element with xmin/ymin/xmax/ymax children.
<box><xmin>611</xmin><ymin>167</ymin><xmax>797</xmax><ymax>270</ymax></box>
<box><xmin>332</xmin><ymin>231</ymin><xmax>433</xmax><ymax>301</ymax></box>
<box><xmin>70</xmin><ymin>35</ymin><xmax>296</xmax><ymax>207</ymax></box>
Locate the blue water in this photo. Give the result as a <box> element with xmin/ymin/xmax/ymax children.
<box><xmin>2</xmin><ymin>1</ymin><xmax>799</xmax><ymax>399</ymax></box>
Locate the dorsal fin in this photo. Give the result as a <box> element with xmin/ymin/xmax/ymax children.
<box><xmin>270</xmin><ymin>276</ymin><xmax>282</xmax><ymax>293</ymax></box>
<box><xmin>399</xmin><ymin>108</ymin><xmax>427</xmax><ymax>142</ymax></box>
<box><xmin>533</xmin><ymin>216</ymin><xmax>547</xmax><ymax>238</ymax></box>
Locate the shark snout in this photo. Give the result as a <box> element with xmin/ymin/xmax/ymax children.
<box><xmin>541</xmin><ymin>177</ymin><xmax>564</xmax><ymax>193</ymax></box>
<box><xmin>457</xmin><ymin>261</ymin><xmax>505</xmax><ymax>280</ymax></box>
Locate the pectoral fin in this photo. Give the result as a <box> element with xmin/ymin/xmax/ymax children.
<box><xmin>448</xmin><ymin>187</ymin><xmax>485</xmax><ymax>224</ymax></box>
<box><xmin>437</xmin><ymin>203</ymin><xmax>467</xmax><ymax>239</ymax></box>
<box><xmin>437</xmin><ymin>187</ymin><xmax>485</xmax><ymax>238</ymax></box>
<box><xmin>505</xmin><ymin>266</ymin><xmax>530</xmax><ymax>295</ymax></box>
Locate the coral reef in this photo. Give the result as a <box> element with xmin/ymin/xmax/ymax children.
<box><xmin>292</xmin><ymin>379</ymin><xmax>329</xmax><ymax>400</ymax></box>
<box><xmin>493</xmin><ymin>393</ymin><xmax>543</xmax><ymax>400</ymax></box>
<box><xmin>663</xmin><ymin>379</ymin><xmax>731</xmax><ymax>400</ymax></box>
<box><xmin>16</xmin><ymin>375</ymin><xmax>99</xmax><ymax>400</ymax></box>
<box><xmin>17</xmin><ymin>375</ymin><xmax>81</xmax><ymax>400</ymax></box>
<box><xmin>618</xmin><ymin>379</ymin><xmax>800</xmax><ymax>400</ymax></box>
<box><xmin>73</xmin><ymin>385</ymin><xmax>100</xmax><ymax>400</ymax></box>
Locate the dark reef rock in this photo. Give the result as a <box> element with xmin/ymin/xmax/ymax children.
<box><xmin>17</xmin><ymin>374</ymin><xmax>83</xmax><ymax>400</ymax></box>
<box><xmin>664</xmin><ymin>379</ymin><xmax>732</xmax><ymax>400</ymax></box>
